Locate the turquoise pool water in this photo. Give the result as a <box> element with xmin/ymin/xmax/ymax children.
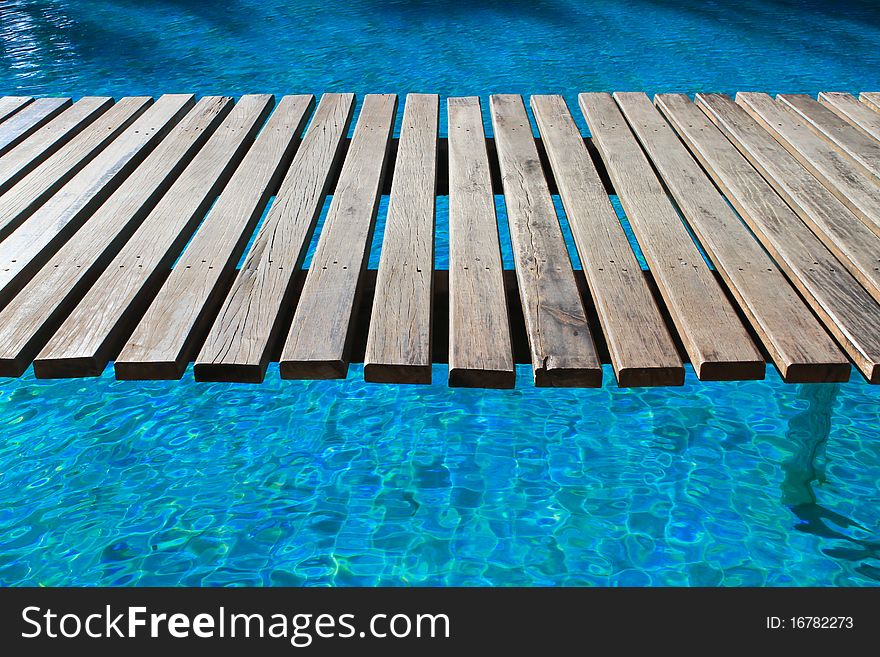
<box><xmin>1</xmin><ymin>0</ymin><xmax>879</xmax><ymax>586</ymax></box>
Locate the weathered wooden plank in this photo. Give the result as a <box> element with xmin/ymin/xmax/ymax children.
<box><xmin>631</xmin><ymin>93</ymin><xmax>849</xmax><ymax>382</ymax></box>
<box><xmin>115</xmin><ymin>95</ymin><xmax>314</xmax><ymax>380</ymax></box>
<box><xmin>819</xmin><ymin>92</ymin><xmax>880</xmax><ymax>142</ymax></box>
<box><xmin>531</xmin><ymin>94</ymin><xmax>683</xmax><ymax>387</ymax></box>
<box><xmin>193</xmin><ymin>93</ymin><xmax>355</xmax><ymax>383</ymax></box>
<box><xmin>0</xmin><ymin>97</ymin><xmax>32</xmax><ymax>123</ymax></box>
<box><xmin>0</xmin><ymin>96</ymin><xmax>151</xmax><ymax>240</ymax></box>
<box><xmin>0</xmin><ymin>97</ymin><xmax>113</xmax><ymax>197</ymax></box>
<box><xmin>698</xmin><ymin>92</ymin><xmax>880</xmax><ymax>304</ymax></box>
<box><xmin>0</xmin><ymin>97</ymin><xmax>232</xmax><ymax>377</ymax></box>
<box><xmin>779</xmin><ymin>93</ymin><xmax>880</xmax><ymax>184</ymax></box>
<box><xmin>0</xmin><ymin>95</ymin><xmax>195</xmax><ymax>306</ymax></box>
<box><xmin>737</xmin><ymin>92</ymin><xmax>880</xmax><ymax>237</ymax></box>
<box><xmin>860</xmin><ymin>92</ymin><xmax>880</xmax><ymax>113</ymax></box>
<box><xmin>32</xmin><ymin>95</ymin><xmax>272</xmax><ymax>378</ymax></box>
<box><xmin>582</xmin><ymin>92</ymin><xmax>763</xmax><ymax>381</ymax></box>
<box><xmin>363</xmin><ymin>93</ymin><xmax>438</xmax><ymax>384</ymax></box>
<box><xmin>280</xmin><ymin>94</ymin><xmax>397</xmax><ymax>379</ymax></box>
<box><xmin>0</xmin><ymin>98</ymin><xmax>71</xmax><ymax>157</ymax></box>
<box><xmin>670</xmin><ymin>92</ymin><xmax>880</xmax><ymax>382</ymax></box>
<box><xmin>490</xmin><ymin>94</ymin><xmax>601</xmax><ymax>387</ymax></box>
<box><xmin>446</xmin><ymin>97</ymin><xmax>514</xmax><ymax>388</ymax></box>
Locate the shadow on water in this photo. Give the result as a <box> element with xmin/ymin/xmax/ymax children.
<box><xmin>781</xmin><ymin>383</ymin><xmax>880</xmax><ymax>582</ymax></box>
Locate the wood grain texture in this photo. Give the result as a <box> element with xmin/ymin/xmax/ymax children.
<box><xmin>698</xmin><ymin>92</ymin><xmax>880</xmax><ymax>304</ymax></box>
<box><xmin>490</xmin><ymin>94</ymin><xmax>601</xmax><ymax>387</ymax></box>
<box><xmin>0</xmin><ymin>97</ymin><xmax>113</xmax><ymax>196</ymax></box>
<box><xmin>0</xmin><ymin>96</ymin><xmax>151</xmax><ymax>240</ymax></box>
<box><xmin>583</xmin><ymin>92</ymin><xmax>763</xmax><ymax>381</ymax></box>
<box><xmin>859</xmin><ymin>92</ymin><xmax>880</xmax><ymax>113</ymax></box>
<box><xmin>0</xmin><ymin>97</ymin><xmax>233</xmax><ymax>377</ymax></box>
<box><xmin>672</xmin><ymin>92</ymin><xmax>880</xmax><ymax>382</ymax></box>
<box><xmin>0</xmin><ymin>97</ymin><xmax>33</xmax><ymax>123</ymax></box>
<box><xmin>363</xmin><ymin>93</ymin><xmax>438</xmax><ymax>384</ymax></box>
<box><xmin>280</xmin><ymin>94</ymin><xmax>397</xmax><ymax>379</ymax></box>
<box><xmin>33</xmin><ymin>95</ymin><xmax>271</xmax><ymax>378</ymax></box>
<box><xmin>532</xmin><ymin>94</ymin><xmax>683</xmax><ymax>387</ymax></box>
<box><xmin>194</xmin><ymin>93</ymin><xmax>355</xmax><ymax>383</ymax></box>
<box><xmin>0</xmin><ymin>98</ymin><xmax>71</xmax><ymax>157</ymax></box>
<box><xmin>779</xmin><ymin>93</ymin><xmax>880</xmax><ymax>184</ymax></box>
<box><xmin>0</xmin><ymin>94</ymin><xmax>195</xmax><ymax>307</ymax></box>
<box><xmin>736</xmin><ymin>92</ymin><xmax>880</xmax><ymax>237</ymax></box>
<box><xmin>115</xmin><ymin>95</ymin><xmax>314</xmax><ymax>380</ymax></box>
<box><xmin>446</xmin><ymin>97</ymin><xmax>514</xmax><ymax>388</ymax></box>
<box><xmin>641</xmin><ymin>93</ymin><xmax>848</xmax><ymax>382</ymax></box>
<box><xmin>819</xmin><ymin>92</ymin><xmax>880</xmax><ymax>142</ymax></box>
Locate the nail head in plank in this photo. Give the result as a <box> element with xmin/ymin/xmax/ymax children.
<box><xmin>0</xmin><ymin>96</ymin><xmax>152</xmax><ymax>240</ymax></box>
<box><xmin>446</xmin><ymin>96</ymin><xmax>515</xmax><ymax>389</ymax></box>
<box><xmin>280</xmin><ymin>93</ymin><xmax>398</xmax><ymax>380</ymax></box>
<box><xmin>697</xmin><ymin>92</ymin><xmax>880</xmax><ymax>305</ymax></box>
<box><xmin>583</xmin><ymin>92</ymin><xmax>763</xmax><ymax>381</ymax></box>
<box><xmin>33</xmin><ymin>95</ymin><xmax>272</xmax><ymax>378</ymax></box>
<box><xmin>0</xmin><ymin>94</ymin><xmax>196</xmax><ymax>307</ymax></box>
<box><xmin>644</xmin><ymin>93</ymin><xmax>848</xmax><ymax>382</ymax></box>
<box><xmin>364</xmin><ymin>93</ymin><xmax>438</xmax><ymax>384</ymax></box>
<box><xmin>683</xmin><ymin>92</ymin><xmax>880</xmax><ymax>382</ymax></box>
<box><xmin>0</xmin><ymin>97</ymin><xmax>113</xmax><ymax>196</ymax></box>
<box><xmin>531</xmin><ymin>94</ymin><xmax>683</xmax><ymax>387</ymax></box>
<box><xmin>0</xmin><ymin>97</ymin><xmax>33</xmax><ymax>123</ymax></box>
<box><xmin>0</xmin><ymin>96</ymin><xmax>233</xmax><ymax>378</ymax></box>
<box><xmin>490</xmin><ymin>94</ymin><xmax>601</xmax><ymax>387</ymax></box>
<box><xmin>115</xmin><ymin>95</ymin><xmax>315</xmax><ymax>380</ymax></box>
<box><xmin>736</xmin><ymin>92</ymin><xmax>880</xmax><ymax>237</ymax></box>
<box><xmin>819</xmin><ymin>92</ymin><xmax>880</xmax><ymax>143</ymax></box>
<box><xmin>0</xmin><ymin>98</ymin><xmax>71</xmax><ymax>157</ymax></box>
<box><xmin>778</xmin><ymin>93</ymin><xmax>880</xmax><ymax>185</ymax></box>
<box><xmin>194</xmin><ymin>93</ymin><xmax>355</xmax><ymax>383</ymax></box>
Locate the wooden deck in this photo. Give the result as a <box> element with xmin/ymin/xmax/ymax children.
<box><xmin>0</xmin><ymin>90</ymin><xmax>879</xmax><ymax>387</ymax></box>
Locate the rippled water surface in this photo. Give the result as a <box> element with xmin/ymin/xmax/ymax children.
<box><xmin>0</xmin><ymin>1</ymin><xmax>879</xmax><ymax>586</ymax></box>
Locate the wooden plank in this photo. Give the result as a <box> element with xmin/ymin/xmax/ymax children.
<box><xmin>860</xmin><ymin>92</ymin><xmax>880</xmax><ymax>113</ymax></box>
<box><xmin>446</xmin><ymin>97</ymin><xmax>514</xmax><ymax>388</ymax></box>
<box><xmin>0</xmin><ymin>96</ymin><xmax>151</xmax><ymax>240</ymax></box>
<box><xmin>280</xmin><ymin>94</ymin><xmax>397</xmax><ymax>379</ymax></box>
<box><xmin>627</xmin><ymin>92</ymin><xmax>849</xmax><ymax>383</ymax></box>
<box><xmin>779</xmin><ymin>93</ymin><xmax>880</xmax><ymax>184</ymax></box>
<box><xmin>0</xmin><ymin>97</ymin><xmax>233</xmax><ymax>377</ymax></box>
<box><xmin>666</xmin><ymin>92</ymin><xmax>880</xmax><ymax>382</ymax></box>
<box><xmin>193</xmin><ymin>93</ymin><xmax>355</xmax><ymax>383</ymax></box>
<box><xmin>696</xmin><ymin>92</ymin><xmax>880</xmax><ymax>304</ymax></box>
<box><xmin>363</xmin><ymin>93</ymin><xmax>438</xmax><ymax>384</ymax></box>
<box><xmin>32</xmin><ymin>95</ymin><xmax>273</xmax><ymax>378</ymax></box>
<box><xmin>531</xmin><ymin>94</ymin><xmax>683</xmax><ymax>387</ymax></box>
<box><xmin>115</xmin><ymin>95</ymin><xmax>314</xmax><ymax>380</ymax></box>
<box><xmin>0</xmin><ymin>97</ymin><xmax>32</xmax><ymax>123</ymax></box>
<box><xmin>0</xmin><ymin>95</ymin><xmax>195</xmax><ymax>306</ymax></box>
<box><xmin>490</xmin><ymin>94</ymin><xmax>601</xmax><ymax>387</ymax></box>
<box><xmin>819</xmin><ymin>92</ymin><xmax>880</xmax><ymax>142</ymax></box>
<box><xmin>0</xmin><ymin>98</ymin><xmax>71</xmax><ymax>157</ymax></box>
<box><xmin>736</xmin><ymin>92</ymin><xmax>880</xmax><ymax>237</ymax></box>
<box><xmin>582</xmin><ymin>92</ymin><xmax>763</xmax><ymax>381</ymax></box>
<box><xmin>0</xmin><ymin>97</ymin><xmax>113</xmax><ymax>196</ymax></box>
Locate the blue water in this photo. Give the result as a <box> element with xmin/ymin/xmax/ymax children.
<box><xmin>1</xmin><ymin>0</ymin><xmax>879</xmax><ymax>586</ymax></box>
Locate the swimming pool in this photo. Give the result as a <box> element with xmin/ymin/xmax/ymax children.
<box><xmin>1</xmin><ymin>0</ymin><xmax>878</xmax><ymax>586</ymax></box>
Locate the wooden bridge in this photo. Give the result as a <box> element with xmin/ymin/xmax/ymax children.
<box><xmin>0</xmin><ymin>90</ymin><xmax>878</xmax><ymax>388</ymax></box>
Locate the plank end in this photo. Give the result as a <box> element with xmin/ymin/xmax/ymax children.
<box><xmin>448</xmin><ymin>367</ymin><xmax>515</xmax><ymax>389</ymax></box>
<box><xmin>33</xmin><ymin>356</ymin><xmax>103</xmax><ymax>379</ymax></box>
<box><xmin>193</xmin><ymin>362</ymin><xmax>266</xmax><ymax>384</ymax></box>
<box><xmin>534</xmin><ymin>366</ymin><xmax>602</xmax><ymax>388</ymax></box>
<box><xmin>114</xmin><ymin>359</ymin><xmax>185</xmax><ymax>381</ymax></box>
<box><xmin>0</xmin><ymin>356</ymin><xmax>30</xmax><ymax>379</ymax></box>
<box><xmin>781</xmin><ymin>362</ymin><xmax>852</xmax><ymax>384</ymax></box>
<box><xmin>616</xmin><ymin>365</ymin><xmax>685</xmax><ymax>388</ymax></box>
<box><xmin>364</xmin><ymin>362</ymin><xmax>432</xmax><ymax>385</ymax></box>
<box><xmin>279</xmin><ymin>359</ymin><xmax>348</xmax><ymax>380</ymax></box>
<box><xmin>696</xmin><ymin>359</ymin><xmax>766</xmax><ymax>382</ymax></box>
